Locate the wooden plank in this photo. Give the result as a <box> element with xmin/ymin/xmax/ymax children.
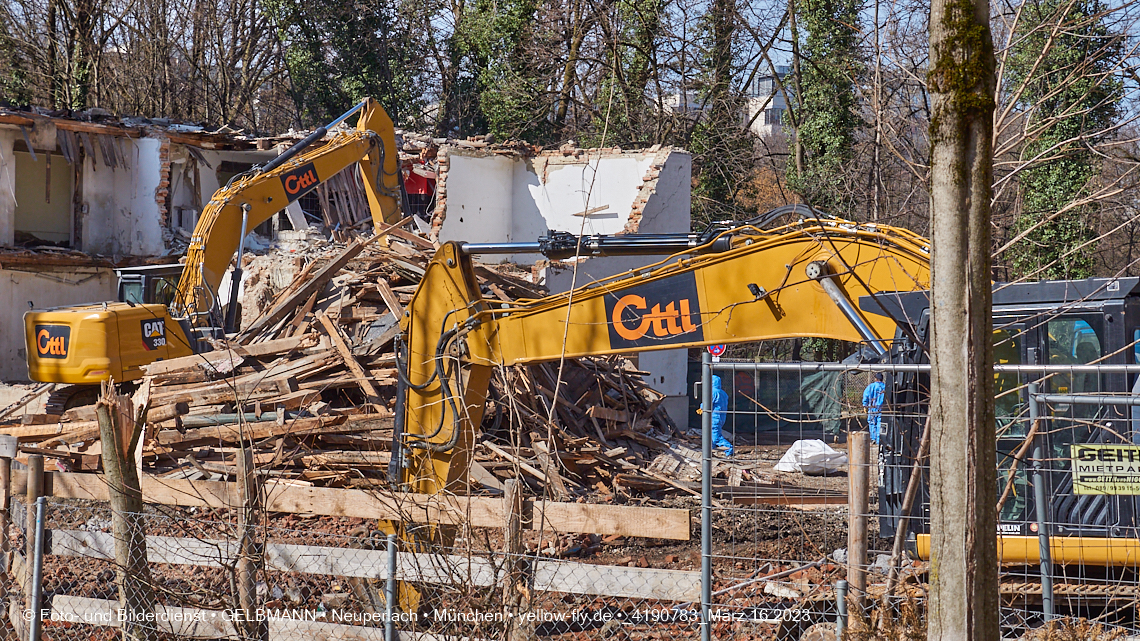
<box><xmin>482</xmin><ymin>441</ymin><xmax>547</xmax><ymax>483</ymax></box>
<box><xmin>143</xmin><ymin>350</ymin><xmax>243</xmax><ymax>377</ymax></box>
<box><xmin>156</xmin><ymin>415</ymin><xmax>350</xmax><ymax>446</ymax></box>
<box><xmin>468</xmin><ymin>460</ymin><xmax>505</xmax><ymax>492</ymax></box>
<box><xmin>301</xmin><ymin>451</ymin><xmax>391</xmax><ymax>467</ymax></box>
<box><xmin>0</xmin><ymin>113</ymin><xmax>35</xmax><ymax>127</ymax></box>
<box><xmin>11</xmin><ymin>471</ymin><xmax>689</xmax><ymax>539</ymax></box>
<box><xmin>316</xmin><ymin>311</ymin><xmax>381</xmax><ymax>404</ymax></box>
<box><xmin>374</xmin><ymin>280</ymin><xmax>405</xmax><ymax>318</ymax></box>
<box><xmin>586</xmin><ymin>406</ymin><xmax>629</xmax><ymax>423</ymax></box>
<box><xmin>0</xmin><ymin>424</ymin><xmax>65</xmax><ymax>440</ymax></box>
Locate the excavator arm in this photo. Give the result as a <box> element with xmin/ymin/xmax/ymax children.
<box><xmin>173</xmin><ymin>98</ymin><xmax>404</xmax><ymax>326</ymax></box>
<box><xmin>393</xmin><ymin>216</ymin><xmax>932</xmax><ymax>495</ymax></box>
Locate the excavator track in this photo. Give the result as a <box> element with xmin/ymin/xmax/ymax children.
<box><xmin>44</xmin><ymin>384</ymin><xmax>99</xmax><ymax>415</ymax></box>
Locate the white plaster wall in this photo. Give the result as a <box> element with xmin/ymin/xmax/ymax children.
<box><xmin>0</xmin><ymin>129</ymin><xmax>16</xmax><ymax>247</ymax></box>
<box><xmin>439</xmin><ymin>153</ymin><xmax>515</xmax><ymax>244</ymax></box>
<box><xmin>524</xmin><ymin>156</ymin><xmax>654</xmax><ymax>236</ymax></box>
<box><xmin>439</xmin><ymin>150</ymin><xmax>688</xmax><ymax>264</ymax></box>
<box><xmin>637</xmin><ymin>152</ymin><xmax>691</xmax><ymax>234</ymax></box>
<box><xmin>195</xmin><ymin>149</ymin><xmax>276</xmax><ymax>202</ymax></box>
<box><xmin>0</xmin><ymin>267</ymin><xmax>116</xmax><ymax>381</ymax></box>
<box><xmin>81</xmin><ymin>138</ymin><xmax>165</xmax><ymax>256</ymax></box>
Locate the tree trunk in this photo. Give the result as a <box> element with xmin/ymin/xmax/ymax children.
<box><xmin>96</xmin><ymin>381</ymin><xmax>158</xmax><ymax>641</ymax></box>
<box><xmin>926</xmin><ymin>0</ymin><xmax>999</xmax><ymax>637</ymax></box>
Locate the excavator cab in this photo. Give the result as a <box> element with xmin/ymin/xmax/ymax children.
<box><xmin>873</xmin><ymin>277</ymin><xmax>1140</xmax><ymax>565</ymax></box>
<box><xmin>116</xmin><ymin>264</ymin><xmax>182</xmax><ymax>306</ymax></box>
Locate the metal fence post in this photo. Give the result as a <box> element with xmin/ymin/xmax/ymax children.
<box><xmin>835</xmin><ymin>579</ymin><xmax>849</xmax><ymax>637</ymax></box>
<box><xmin>27</xmin><ymin>496</ymin><xmax>45</xmax><ymax>641</ymax></box>
<box><xmin>386</xmin><ymin>533</ymin><xmax>397</xmax><ymax>641</ymax></box>
<box><xmin>1027</xmin><ymin>382</ymin><xmax>1053</xmax><ymax>621</ymax></box>
<box><xmin>700</xmin><ymin>352</ymin><xmax>712</xmax><ymax>641</ymax></box>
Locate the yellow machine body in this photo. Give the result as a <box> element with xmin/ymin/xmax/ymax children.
<box><xmin>24</xmin><ymin>302</ymin><xmax>193</xmax><ymax>383</ymax></box>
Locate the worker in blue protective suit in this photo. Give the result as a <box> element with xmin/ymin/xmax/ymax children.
<box><xmin>862</xmin><ymin>372</ymin><xmax>886</xmax><ymax>445</ymax></box>
<box><xmin>700</xmin><ymin>375</ymin><xmax>734</xmax><ymax>457</ymax></box>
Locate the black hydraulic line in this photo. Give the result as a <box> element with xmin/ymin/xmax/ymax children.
<box><xmin>462</xmin><ymin>231</ymin><xmax>732</xmax><ymax>259</ymax></box>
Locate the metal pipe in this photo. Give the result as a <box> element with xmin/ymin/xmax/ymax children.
<box><xmin>707</xmin><ymin>362</ymin><xmax>1140</xmax><ymax>373</ymax></box>
<box><xmin>1028</xmin><ymin>383</ymin><xmax>1054</xmax><ymax>621</ymax></box>
<box><xmin>1034</xmin><ymin>394</ymin><xmax>1140</xmax><ymax>406</ymax></box>
<box><xmin>700</xmin><ymin>351</ymin><xmax>713</xmax><ymax>641</ymax></box>
<box><xmin>224</xmin><ymin>203</ymin><xmax>250</xmax><ymax>334</ymax></box>
<box><xmin>28</xmin><ymin>496</ymin><xmax>46</xmax><ymax>641</ymax></box>
<box><xmin>460</xmin><ymin>232</ymin><xmax>733</xmax><ymax>259</ymax></box>
<box><xmin>815</xmin><ymin>274</ymin><xmax>888</xmax><ymax>357</ymax></box>
<box><xmin>835</xmin><ymin>580</ymin><xmax>849</xmax><ymax>637</ymax></box>
<box><xmin>385</xmin><ymin>533</ymin><xmax>398</xmax><ymax>641</ymax></box>
<box><xmin>460</xmin><ymin>242</ymin><xmax>542</xmax><ymax>255</ymax></box>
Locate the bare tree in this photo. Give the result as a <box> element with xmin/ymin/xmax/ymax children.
<box><xmin>926</xmin><ymin>1</ymin><xmax>999</xmax><ymax>641</ymax></box>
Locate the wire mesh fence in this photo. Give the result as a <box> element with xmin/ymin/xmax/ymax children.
<box><xmin>10</xmin><ymin>498</ymin><xmax>716</xmax><ymax>641</ymax></box>
<box><xmin>10</xmin><ymin>358</ymin><xmax>1140</xmax><ymax>640</ymax></box>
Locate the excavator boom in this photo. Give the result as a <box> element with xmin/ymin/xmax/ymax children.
<box><xmin>394</xmin><ymin>217</ymin><xmax>931</xmax><ymax>495</ymax></box>
<box><xmin>174</xmin><ymin>98</ymin><xmax>403</xmax><ymax>326</ymax></box>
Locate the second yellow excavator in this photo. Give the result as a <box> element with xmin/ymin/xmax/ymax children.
<box><xmin>24</xmin><ymin>98</ymin><xmax>405</xmax><ymax>385</ymax></box>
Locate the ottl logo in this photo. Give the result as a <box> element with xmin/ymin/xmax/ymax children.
<box><xmin>605</xmin><ymin>273</ymin><xmax>704</xmax><ymax>349</ymax></box>
<box><xmin>611</xmin><ymin>295</ymin><xmax>697</xmax><ymax>341</ymax></box>
<box><xmin>34</xmin><ymin>325</ymin><xmax>70</xmax><ymax>359</ymax></box>
<box><xmin>280</xmin><ymin>163</ymin><xmax>320</xmax><ymax>202</ymax></box>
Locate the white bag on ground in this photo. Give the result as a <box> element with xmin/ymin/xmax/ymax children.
<box><xmin>774</xmin><ymin>439</ymin><xmax>848</xmax><ymax>475</ymax></box>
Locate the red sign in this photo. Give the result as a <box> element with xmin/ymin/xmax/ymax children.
<box><xmin>707</xmin><ymin>344</ymin><xmax>726</xmax><ymax>357</ymax></box>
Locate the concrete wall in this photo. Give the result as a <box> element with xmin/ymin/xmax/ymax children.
<box><xmin>0</xmin><ymin>129</ymin><xmax>16</xmax><ymax>247</ymax></box>
<box><xmin>0</xmin><ymin>266</ymin><xmax>116</xmax><ymax>381</ymax></box>
<box><xmin>14</xmin><ymin>150</ymin><xmax>72</xmax><ymax>243</ymax></box>
<box><xmin>80</xmin><ymin>138</ymin><xmax>166</xmax><ymax>256</ymax></box>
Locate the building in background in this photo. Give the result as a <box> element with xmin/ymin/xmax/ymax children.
<box><xmin>430</xmin><ymin>143</ymin><xmax>693</xmax><ymax>426</ymax></box>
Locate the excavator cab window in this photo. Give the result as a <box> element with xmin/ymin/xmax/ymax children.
<box><xmin>116</xmin><ymin>265</ymin><xmax>184</xmax><ymax>306</ymax></box>
<box><xmin>994</xmin><ymin>324</ymin><xmax>1032</xmax><ymax>525</ymax></box>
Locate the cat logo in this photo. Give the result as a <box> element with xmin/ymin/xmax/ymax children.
<box><xmin>605</xmin><ymin>273</ymin><xmax>704</xmax><ymax>349</ymax></box>
<box><xmin>141</xmin><ymin>319</ymin><xmax>167</xmax><ymax>351</ymax></box>
<box><xmin>34</xmin><ymin>325</ymin><xmax>70</xmax><ymax>359</ymax></box>
<box><xmin>280</xmin><ymin>163</ymin><xmax>320</xmax><ymax>202</ymax></box>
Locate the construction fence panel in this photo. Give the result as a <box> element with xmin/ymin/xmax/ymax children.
<box><xmin>702</xmin><ymin>357</ymin><xmax>1140</xmax><ymax>640</ymax></box>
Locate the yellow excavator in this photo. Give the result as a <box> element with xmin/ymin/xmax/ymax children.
<box><xmin>390</xmin><ymin>210</ymin><xmax>930</xmax><ymax>492</ymax></box>
<box><xmin>392</xmin><ymin>206</ymin><xmax>1140</xmax><ymax>597</ymax></box>
<box><xmin>24</xmin><ymin>98</ymin><xmax>405</xmax><ymax>385</ymax></box>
